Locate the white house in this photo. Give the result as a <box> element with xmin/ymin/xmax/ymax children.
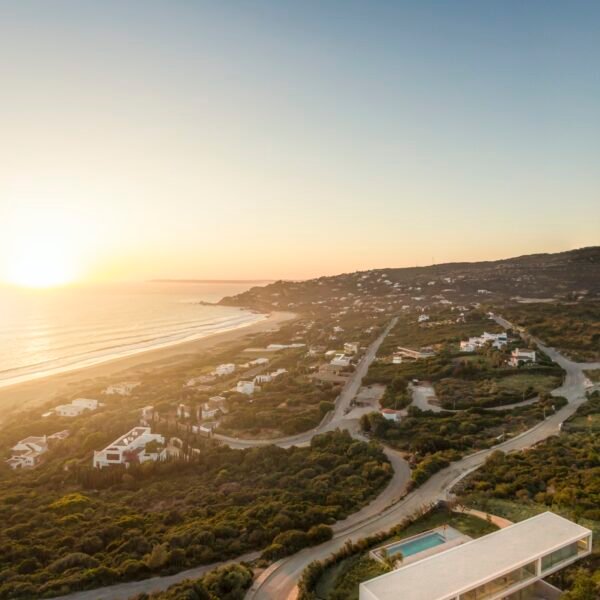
<box><xmin>236</xmin><ymin>380</ymin><xmax>255</xmax><ymax>395</ymax></box>
<box><xmin>214</xmin><ymin>363</ymin><xmax>236</xmax><ymax>377</ymax></box>
<box><xmin>7</xmin><ymin>435</ymin><xmax>48</xmax><ymax>469</ymax></box>
<box><xmin>54</xmin><ymin>398</ymin><xmax>99</xmax><ymax>418</ymax></box>
<box><xmin>250</xmin><ymin>357</ymin><xmax>269</xmax><ymax>366</ymax></box>
<box><xmin>7</xmin><ymin>431</ymin><xmax>69</xmax><ymax>469</ymax></box>
<box><xmin>201</xmin><ymin>396</ymin><xmax>227</xmax><ymax>420</ymax></box>
<box><xmin>418</xmin><ymin>314</ymin><xmax>430</xmax><ymax>323</ymax></box>
<box><xmin>380</xmin><ymin>409</ymin><xmax>401</xmax><ymax>422</ymax></box>
<box><xmin>177</xmin><ymin>403</ymin><xmax>192</xmax><ymax>419</ymax></box>
<box><xmin>460</xmin><ymin>340</ymin><xmax>477</xmax><ymax>353</ymax></box>
<box><xmin>395</xmin><ymin>347</ymin><xmax>436</xmax><ymax>360</ymax></box>
<box><xmin>460</xmin><ymin>332</ymin><xmax>508</xmax><ymax>352</ymax></box>
<box><xmin>360</xmin><ymin>512</ymin><xmax>591</xmax><ymax>600</ymax></box>
<box><xmin>330</xmin><ymin>354</ymin><xmax>352</xmax><ymax>368</ymax></box>
<box><xmin>140</xmin><ymin>406</ymin><xmax>155</xmax><ymax>423</ymax></box>
<box><xmin>255</xmin><ymin>368</ymin><xmax>288</xmax><ymax>384</ymax></box>
<box><xmin>104</xmin><ymin>382</ymin><xmax>140</xmax><ymax>396</ymax></box>
<box><xmin>93</xmin><ymin>427</ymin><xmax>166</xmax><ymax>468</ymax></box>
<box><xmin>344</xmin><ymin>342</ymin><xmax>359</xmax><ymax>355</ymax></box>
<box><xmin>510</xmin><ymin>348</ymin><xmax>537</xmax><ymax>367</ymax></box>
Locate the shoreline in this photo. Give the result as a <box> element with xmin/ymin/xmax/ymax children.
<box><xmin>0</xmin><ymin>311</ymin><xmax>296</xmax><ymax>421</ymax></box>
<box><xmin>0</xmin><ymin>309</ymin><xmax>266</xmax><ymax>390</ymax></box>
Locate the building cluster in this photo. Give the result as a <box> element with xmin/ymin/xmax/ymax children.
<box><xmin>459</xmin><ymin>331</ymin><xmax>508</xmax><ymax>352</ymax></box>
<box><xmin>6</xmin><ymin>430</ymin><xmax>70</xmax><ymax>469</ymax></box>
<box><xmin>93</xmin><ymin>426</ymin><xmax>166</xmax><ymax>468</ymax></box>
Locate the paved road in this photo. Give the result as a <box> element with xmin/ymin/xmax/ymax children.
<box><xmin>213</xmin><ymin>318</ymin><xmax>398</xmax><ymax>449</ymax></box>
<box><xmin>246</xmin><ymin>325</ymin><xmax>591</xmax><ymax>600</ymax></box>
<box><xmin>53</xmin><ymin>316</ymin><xmax>592</xmax><ymax>600</ymax></box>
<box><xmin>51</xmin><ymin>319</ymin><xmax>402</xmax><ymax>600</ymax></box>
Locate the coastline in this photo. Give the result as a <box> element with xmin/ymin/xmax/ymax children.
<box><xmin>0</xmin><ymin>310</ymin><xmax>296</xmax><ymax>421</ymax></box>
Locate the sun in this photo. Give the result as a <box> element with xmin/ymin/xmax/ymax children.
<box><xmin>6</xmin><ymin>239</ymin><xmax>78</xmax><ymax>288</ymax></box>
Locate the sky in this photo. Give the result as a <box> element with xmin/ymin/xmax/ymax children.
<box><xmin>0</xmin><ymin>1</ymin><xmax>598</xmax><ymax>285</ymax></box>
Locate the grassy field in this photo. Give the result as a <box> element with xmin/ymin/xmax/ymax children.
<box><xmin>317</xmin><ymin>509</ymin><xmax>497</xmax><ymax>600</ymax></box>
<box><xmin>501</xmin><ymin>301</ymin><xmax>600</xmax><ymax>362</ymax></box>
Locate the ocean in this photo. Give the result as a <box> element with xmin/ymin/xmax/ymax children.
<box><xmin>0</xmin><ymin>281</ymin><xmax>265</xmax><ymax>388</ymax></box>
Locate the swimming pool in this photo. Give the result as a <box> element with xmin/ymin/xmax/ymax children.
<box><xmin>386</xmin><ymin>532</ymin><xmax>446</xmax><ymax>557</ymax></box>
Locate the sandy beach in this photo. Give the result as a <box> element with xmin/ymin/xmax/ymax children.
<box><xmin>0</xmin><ymin>311</ymin><xmax>296</xmax><ymax>421</ymax></box>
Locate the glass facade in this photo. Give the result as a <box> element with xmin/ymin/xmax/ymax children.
<box><xmin>460</xmin><ymin>561</ymin><xmax>537</xmax><ymax>600</ymax></box>
<box><xmin>541</xmin><ymin>537</ymin><xmax>590</xmax><ymax>573</ymax></box>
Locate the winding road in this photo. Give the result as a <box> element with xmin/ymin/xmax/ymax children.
<box><xmin>52</xmin><ymin>315</ymin><xmax>596</xmax><ymax>600</ymax></box>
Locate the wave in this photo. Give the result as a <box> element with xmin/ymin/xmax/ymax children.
<box><xmin>0</xmin><ymin>310</ymin><xmax>266</xmax><ymax>389</ymax></box>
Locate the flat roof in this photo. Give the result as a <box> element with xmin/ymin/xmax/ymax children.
<box><xmin>361</xmin><ymin>513</ymin><xmax>591</xmax><ymax>600</ymax></box>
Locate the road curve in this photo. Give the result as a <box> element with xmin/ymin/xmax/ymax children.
<box><xmin>246</xmin><ymin>328</ymin><xmax>591</xmax><ymax>600</ymax></box>
<box><xmin>51</xmin><ymin>318</ymin><xmax>403</xmax><ymax>600</ymax></box>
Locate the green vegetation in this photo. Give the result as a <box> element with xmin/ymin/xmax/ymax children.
<box><xmin>300</xmin><ymin>507</ymin><xmax>497</xmax><ymax>600</ymax></box>
<box><xmin>132</xmin><ymin>563</ymin><xmax>253</xmax><ymax>600</ymax></box>
<box><xmin>435</xmin><ymin>371</ymin><xmax>562</xmax><ymax>410</ymax></box>
<box><xmin>361</xmin><ymin>396</ymin><xmax>567</xmax><ymax>487</ymax></box>
<box><xmin>365</xmin><ymin>311</ymin><xmax>562</xmax><ymax>411</ymax></box>
<box><xmin>218</xmin><ymin>374</ymin><xmax>340</xmax><ymax>438</ymax></box>
<box><xmin>0</xmin><ymin>430</ymin><xmax>390</xmax><ymax>599</ymax></box>
<box><xmin>501</xmin><ymin>301</ymin><xmax>600</xmax><ymax>361</ymax></box>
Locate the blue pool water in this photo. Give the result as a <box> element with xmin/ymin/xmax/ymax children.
<box><xmin>387</xmin><ymin>532</ymin><xmax>446</xmax><ymax>557</ymax></box>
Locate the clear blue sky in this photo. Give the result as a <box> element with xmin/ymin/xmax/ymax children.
<box><xmin>0</xmin><ymin>1</ymin><xmax>598</xmax><ymax>283</ymax></box>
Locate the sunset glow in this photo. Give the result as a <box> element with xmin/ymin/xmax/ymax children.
<box><xmin>6</xmin><ymin>242</ymin><xmax>77</xmax><ymax>288</ymax></box>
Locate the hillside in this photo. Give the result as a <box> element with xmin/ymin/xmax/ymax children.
<box><xmin>219</xmin><ymin>247</ymin><xmax>600</xmax><ymax>313</ymax></box>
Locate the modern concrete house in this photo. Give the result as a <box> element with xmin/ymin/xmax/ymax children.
<box><xmin>93</xmin><ymin>427</ymin><xmax>166</xmax><ymax>468</ymax></box>
<box><xmin>360</xmin><ymin>512</ymin><xmax>592</xmax><ymax>600</ymax></box>
<box><xmin>510</xmin><ymin>349</ymin><xmax>537</xmax><ymax>367</ymax></box>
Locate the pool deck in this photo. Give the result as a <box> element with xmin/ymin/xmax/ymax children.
<box><xmin>370</xmin><ymin>526</ymin><xmax>471</xmax><ymax>568</ymax></box>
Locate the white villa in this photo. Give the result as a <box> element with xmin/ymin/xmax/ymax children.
<box><xmin>344</xmin><ymin>342</ymin><xmax>359</xmax><ymax>355</ymax></box>
<box><xmin>54</xmin><ymin>398</ymin><xmax>99</xmax><ymax>418</ymax></box>
<box><xmin>395</xmin><ymin>346</ymin><xmax>436</xmax><ymax>361</ymax></box>
<box><xmin>214</xmin><ymin>363</ymin><xmax>236</xmax><ymax>377</ymax></box>
<box><xmin>510</xmin><ymin>349</ymin><xmax>537</xmax><ymax>367</ymax></box>
<box><xmin>236</xmin><ymin>380</ymin><xmax>255</xmax><ymax>395</ymax></box>
<box><xmin>330</xmin><ymin>353</ymin><xmax>352</xmax><ymax>368</ymax></box>
<box><xmin>93</xmin><ymin>427</ymin><xmax>166</xmax><ymax>468</ymax></box>
<box><xmin>177</xmin><ymin>403</ymin><xmax>192</xmax><ymax>419</ymax></box>
<box><xmin>254</xmin><ymin>368</ymin><xmax>288</xmax><ymax>385</ymax></box>
<box><xmin>140</xmin><ymin>405</ymin><xmax>155</xmax><ymax>424</ymax></box>
<box><xmin>418</xmin><ymin>314</ymin><xmax>430</xmax><ymax>323</ymax></box>
<box><xmin>460</xmin><ymin>332</ymin><xmax>508</xmax><ymax>353</ymax></box>
<box><xmin>7</xmin><ymin>431</ymin><xmax>70</xmax><ymax>469</ymax></box>
<box><xmin>104</xmin><ymin>382</ymin><xmax>140</xmax><ymax>396</ymax></box>
<box><xmin>380</xmin><ymin>409</ymin><xmax>401</xmax><ymax>422</ymax></box>
<box><xmin>249</xmin><ymin>357</ymin><xmax>270</xmax><ymax>366</ymax></box>
<box><xmin>7</xmin><ymin>436</ymin><xmax>48</xmax><ymax>469</ymax></box>
<box><xmin>202</xmin><ymin>396</ymin><xmax>227</xmax><ymax>420</ymax></box>
<box><xmin>360</xmin><ymin>512</ymin><xmax>591</xmax><ymax>600</ymax></box>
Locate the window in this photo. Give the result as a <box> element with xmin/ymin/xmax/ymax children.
<box><xmin>461</xmin><ymin>561</ymin><xmax>537</xmax><ymax>600</ymax></box>
<box><xmin>541</xmin><ymin>538</ymin><xmax>589</xmax><ymax>572</ymax></box>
